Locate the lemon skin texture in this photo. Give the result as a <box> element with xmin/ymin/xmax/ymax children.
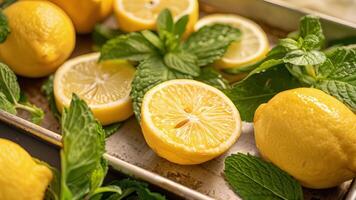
<box><xmin>0</xmin><ymin>1</ymin><xmax>75</xmax><ymax>78</ymax></box>
<box><xmin>48</xmin><ymin>0</ymin><xmax>113</xmax><ymax>33</ymax></box>
<box><xmin>254</xmin><ymin>88</ymin><xmax>356</xmax><ymax>189</ymax></box>
<box><xmin>0</xmin><ymin>139</ymin><xmax>53</xmax><ymax>200</ymax></box>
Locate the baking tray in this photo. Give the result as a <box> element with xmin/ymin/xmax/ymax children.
<box><xmin>1</xmin><ymin>0</ymin><xmax>356</xmax><ymax>199</ymax></box>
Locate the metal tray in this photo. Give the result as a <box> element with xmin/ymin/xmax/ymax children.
<box><xmin>1</xmin><ymin>0</ymin><xmax>356</xmax><ymax>199</ymax></box>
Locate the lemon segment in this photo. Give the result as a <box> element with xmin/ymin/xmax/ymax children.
<box><xmin>194</xmin><ymin>14</ymin><xmax>269</xmax><ymax>69</ymax></box>
<box><xmin>0</xmin><ymin>1</ymin><xmax>75</xmax><ymax>77</ymax></box>
<box><xmin>54</xmin><ymin>53</ymin><xmax>135</xmax><ymax>125</ymax></box>
<box><xmin>0</xmin><ymin>139</ymin><xmax>53</xmax><ymax>200</ymax></box>
<box><xmin>141</xmin><ymin>79</ymin><xmax>241</xmax><ymax>164</ymax></box>
<box><xmin>113</xmin><ymin>0</ymin><xmax>198</xmax><ymax>35</ymax></box>
<box><xmin>254</xmin><ymin>88</ymin><xmax>356</xmax><ymax>188</ymax></box>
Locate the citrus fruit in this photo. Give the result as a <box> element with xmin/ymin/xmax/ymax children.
<box><xmin>113</xmin><ymin>0</ymin><xmax>198</xmax><ymax>35</ymax></box>
<box><xmin>48</xmin><ymin>0</ymin><xmax>113</xmax><ymax>33</ymax></box>
<box><xmin>0</xmin><ymin>1</ymin><xmax>75</xmax><ymax>78</ymax></box>
<box><xmin>53</xmin><ymin>53</ymin><xmax>135</xmax><ymax>125</ymax></box>
<box><xmin>141</xmin><ymin>79</ymin><xmax>241</xmax><ymax>165</ymax></box>
<box><xmin>0</xmin><ymin>138</ymin><xmax>53</xmax><ymax>200</ymax></box>
<box><xmin>194</xmin><ymin>14</ymin><xmax>269</xmax><ymax>69</ymax></box>
<box><xmin>254</xmin><ymin>88</ymin><xmax>356</xmax><ymax>188</ymax></box>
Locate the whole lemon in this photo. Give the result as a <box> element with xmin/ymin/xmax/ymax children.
<box><xmin>0</xmin><ymin>1</ymin><xmax>75</xmax><ymax>78</ymax></box>
<box><xmin>0</xmin><ymin>138</ymin><xmax>53</xmax><ymax>200</ymax></box>
<box><xmin>48</xmin><ymin>0</ymin><xmax>113</xmax><ymax>33</ymax></box>
<box><xmin>254</xmin><ymin>88</ymin><xmax>356</xmax><ymax>189</ymax></box>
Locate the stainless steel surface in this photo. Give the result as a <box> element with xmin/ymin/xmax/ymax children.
<box><xmin>1</xmin><ymin>0</ymin><xmax>356</xmax><ymax>199</ymax></box>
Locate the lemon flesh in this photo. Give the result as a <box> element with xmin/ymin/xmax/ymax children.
<box><xmin>254</xmin><ymin>88</ymin><xmax>356</xmax><ymax>188</ymax></box>
<box><xmin>114</xmin><ymin>0</ymin><xmax>198</xmax><ymax>35</ymax></box>
<box><xmin>54</xmin><ymin>53</ymin><xmax>135</xmax><ymax>125</ymax></box>
<box><xmin>48</xmin><ymin>0</ymin><xmax>113</xmax><ymax>33</ymax></box>
<box><xmin>141</xmin><ymin>79</ymin><xmax>241</xmax><ymax>165</ymax></box>
<box><xmin>0</xmin><ymin>1</ymin><xmax>75</xmax><ymax>77</ymax></box>
<box><xmin>195</xmin><ymin>14</ymin><xmax>269</xmax><ymax>69</ymax></box>
<box><xmin>0</xmin><ymin>139</ymin><xmax>53</xmax><ymax>200</ymax></box>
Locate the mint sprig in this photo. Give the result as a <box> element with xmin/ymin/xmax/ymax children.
<box><xmin>0</xmin><ymin>63</ymin><xmax>44</xmax><ymax>124</ymax></box>
<box><xmin>100</xmin><ymin>9</ymin><xmax>241</xmax><ymax>120</ymax></box>
<box><xmin>224</xmin><ymin>153</ymin><xmax>303</xmax><ymax>200</ymax></box>
<box><xmin>0</xmin><ymin>11</ymin><xmax>9</xmax><ymax>43</ymax></box>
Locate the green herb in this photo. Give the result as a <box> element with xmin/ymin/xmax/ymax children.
<box><xmin>100</xmin><ymin>9</ymin><xmax>241</xmax><ymax>120</ymax></box>
<box><xmin>0</xmin><ymin>63</ymin><xmax>44</xmax><ymax>123</ymax></box>
<box><xmin>196</xmin><ymin>66</ymin><xmax>230</xmax><ymax>91</ymax></box>
<box><xmin>92</xmin><ymin>24</ymin><xmax>123</xmax><ymax>50</ymax></box>
<box><xmin>225</xmin><ymin>66</ymin><xmax>301</xmax><ymax>122</ymax></box>
<box><xmin>0</xmin><ymin>11</ymin><xmax>9</xmax><ymax>43</ymax></box>
<box><xmin>103</xmin><ymin>122</ymin><xmax>123</xmax><ymax>137</ymax></box>
<box><xmin>224</xmin><ymin>153</ymin><xmax>303</xmax><ymax>200</ymax></box>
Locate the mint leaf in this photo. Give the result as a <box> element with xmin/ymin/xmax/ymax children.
<box><xmin>283</xmin><ymin>49</ymin><xmax>325</xmax><ymax>66</ymax></box>
<box><xmin>244</xmin><ymin>59</ymin><xmax>283</xmax><ymax>80</ymax></box>
<box><xmin>0</xmin><ymin>62</ymin><xmax>20</xmax><ymax>103</ymax></box>
<box><xmin>196</xmin><ymin>66</ymin><xmax>230</xmax><ymax>90</ymax></box>
<box><xmin>141</xmin><ymin>30</ymin><xmax>164</xmax><ymax>52</ymax></box>
<box><xmin>157</xmin><ymin>9</ymin><xmax>174</xmax><ymax>37</ymax></box>
<box><xmin>60</xmin><ymin>94</ymin><xmax>105</xmax><ymax>200</ymax></box>
<box><xmin>0</xmin><ymin>92</ymin><xmax>16</xmax><ymax>114</ymax></box>
<box><xmin>100</xmin><ymin>33</ymin><xmax>158</xmax><ymax>61</ymax></box>
<box><xmin>164</xmin><ymin>51</ymin><xmax>199</xmax><ymax>76</ymax></box>
<box><xmin>299</xmin><ymin>15</ymin><xmax>325</xmax><ymax>47</ymax></box>
<box><xmin>173</xmin><ymin>15</ymin><xmax>189</xmax><ymax>39</ymax></box>
<box><xmin>184</xmin><ymin>24</ymin><xmax>241</xmax><ymax>66</ymax></box>
<box><xmin>89</xmin><ymin>158</ymin><xmax>109</xmax><ymax>197</ymax></box>
<box><xmin>131</xmin><ymin>56</ymin><xmax>191</xmax><ymax>121</ymax></box>
<box><xmin>0</xmin><ymin>11</ymin><xmax>10</xmax><ymax>43</ymax></box>
<box><xmin>225</xmin><ymin>66</ymin><xmax>301</xmax><ymax>122</ymax></box>
<box><xmin>224</xmin><ymin>153</ymin><xmax>303</xmax><ymax>200</ymax></box>
<box><xmin>103</xmin><ymin>122</ymin><xmax>123</xmax><ymax>137</ymax></box>
<box><xmin>92</xmin><ymin>24</ymin><xmax>123</xmax><ymax>50</ymax></box>
<box><xmin>279</xmin><ymin>38</ymin><xmax>300</xmax><ymax>51</ymax></box>
<box><xmin>302</xmin><ymin>34</ymin><xmax>322</xmax><ymax>51</ymax></box>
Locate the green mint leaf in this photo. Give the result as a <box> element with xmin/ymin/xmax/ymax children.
<box><xmin>89</xmin><ymin>158</ymin><xmax>108</xmax><ymax>196</ymax></box>
<box><xmin>314</xmin><ymin>45</ymin><xmax>356</xmax><ymax>111</ymax></box>
<box><xmin>244</xmin><ymin>59</ymin><xmax>283</xmax><ymax>80</ymax></box>
<box><xmin>224</xmin><ymin>153</ymin><xmax>303</xmax><ymax>200</ymax></box>
<box><xmin>195</xmin><ymin>66</ymin><xmax>230</xmax><ymax>90</ymax></box>
<box><xmin>0</xmin><ymin>62</ymin><xmax>20</xmax><ymax>103</ymax></box>
<box><xmin>100</xmin><ymin>32</ymin><xmax>158</xmax><ymax>61</ymax></box>
<box><xmin>283</xmin><ymin>49</ymin><xmax>326</xmax><ymax>66</ymax></box>
<box><xmin>174</xmin><ymin>15</ymin><xmax>189</xmax><ymax>39</ymax></box>
<box><xmin>286</xmin><ymin>64</ymin><xmax>317</xmax><ymax>85</ymax></box>
<box><xmin>60</xmin><ymin>94</ymin><xmax>105</xmax><ymax>200</ymax></box>
<box><xmin>0</xmin><ymin>11</ymin><xmax>10</xmax><ymax>43</ymax></box>
<box><xmin>103</xmin><ymin>122</ymin><xmax>123</xmax><ymax>137</ymax></box>
<box><xmin>225</xmin><ymin>66</ymin><xmax>301</xmax><ymax>122</ymax></box>
<box><xmin>302</xmin><ymin>34</ymin><xmax>322</xmax><ymax>51</ymax></box>
<box><xmin>41</xmin><ymin>75</ymin><xmax>61</xmax><ymax>120</ymax></box>
<box><xmin>141</xmin><ymin>30</ymin><xmax>164</xmax><ymax>51</ymax></box>
<box><xmin>0</xmin><ymin>92</ymin><xmax>16</xmax><ymax>114</ymax></box>
<box><xmin>184</xmin><ymin>24</ymin><xmax>241</xmax><ymax>66</ymax></box>
<box><xmin>299</xmin><ymin>15</ymin><xmax>325</xmax><ymax>46</ymax></box>
<box><xmin>157</xmin><ymin>9</ymin><xmax>174</xmax><ymax>37</ymax></box>
<box><xmin>92</xmin><ymin>24</ymin><xmax>123</xmax><ymax>50</ymax></box>
<box><xmin>17</xmin><ymin>101</ymin><xmax>44</xmax><ymax>124</ymax></box>
<box><xmin>164</xmin><ymin>51</ymin><xmax>199</xmax><ymax>76</ymax></box>
<box><xmin>107</xmin><ymin>179</ymin><xmax>166</xmax><ymax>200</ymax></box>
<box><xmin>131</xmin><ymin>56</ymin><xmax>192</xmax><ymax>121</ymax></box>
<box><xmin>89</xmin><ymin>185</ymin><xmax>122</xmax><ymax>199</ymax></box>
<box><xmin>279</xmin><ymin>38</ymin><xmax>300</xmax><ymax>51</ymax></box>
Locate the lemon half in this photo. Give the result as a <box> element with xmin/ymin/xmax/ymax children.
<box><xmin>141</xmin><ymin>79</ymin><xmax>241</xmax><ymax>164</ymax></box>
<box><xmin>195</xmin><ymin>14</ymin><xmax>269</xmax><ymax>69</ymax></box>
<box><xmin>54</xmin><ymin>53</ymin><xmax>135</xmax><ymax>125</ymax></box>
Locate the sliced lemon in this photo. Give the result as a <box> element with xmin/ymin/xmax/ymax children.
<box><xmin>53</xmin><ymin>53</ymin><xmax>135</xmax><ymax>125</ymax></box>
<box><xmin>113</xmin><ymin>0</ymin><xmax>199</xmax><ymax>35</ymax></box>
<box><xmin>195</xmin><ymin>14</ymin><xmax>269</xmax><ymax>69</ymax></box>
<box><xmin>141</xmin><ymin>79</ymin><xmax>241</xmax><ymax>165</ymax></box>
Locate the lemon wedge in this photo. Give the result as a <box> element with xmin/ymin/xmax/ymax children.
<box><xmin>53</xmin><ymin>53</ymin><xmax>135</xmax><ymax>125</ymax></box>
<box><xmin>141</xmin><ymin>79</ymin><xmax>241</xmax><ymax>164</ymax></box>
<box><xmin>113</xmin><ymin>0</ymin><xmax>199</xmax><ymax>35</ymax></box>
<box><xmin>195</xmin><ymin>14</ymin><xmax>269</xmax><ymax>69</ymax></box>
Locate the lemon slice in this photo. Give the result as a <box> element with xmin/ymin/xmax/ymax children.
<box><xmin>53</xmin><ymin>53</ymin><xmax>135</xmax><ymax>125</ymax></box>
<box><xmin>113</xmin><ymin>0</ymin><xmax>199</xmax><ymax>34</ymax></box>
<box><xmin>195</xmin><ymin>14</ymin><xmax>269</xmax><ymax>69</ymax></box>
<box><xmin>141</xmin><ymin>79</ymin><xmax>241</xmax><ymax>164</ymax></box>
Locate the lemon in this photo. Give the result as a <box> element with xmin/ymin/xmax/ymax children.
<box><xmin>48</xmin><ymin>0</ymin><xmax>113</xmax><ymax>33</ymax></box>
<box><xmin>113</xmin><ymin>0</ymin><xmax>198</xmax><ymax>35</ymax></box>
<box><xmin>54</xmin><ymin>53</ymin><xmax>135</xmax><ymax>125</ymax></box>
<box><xmin>194</xmin><ymin>14</ymin><xmax>269</xmax><ymax>69</ymax></box>
<box><xmin>141</xmin><ymin>79</ymin><xmax>241</xmax><ymax>165</ymax></box>
<box><xmin>0</xmin><ymin>1</ymin><xmax>75</xmax><ymax>78</ymax></box>
<box><xmin>254</xmin><ymin>88</ymin><xmax>356</xmax><ymax>189</ymax></box>
<box><xmin>0</xmin><ymin>139</ymin><xmax>53</xmax><ymax>200</ymax></box>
